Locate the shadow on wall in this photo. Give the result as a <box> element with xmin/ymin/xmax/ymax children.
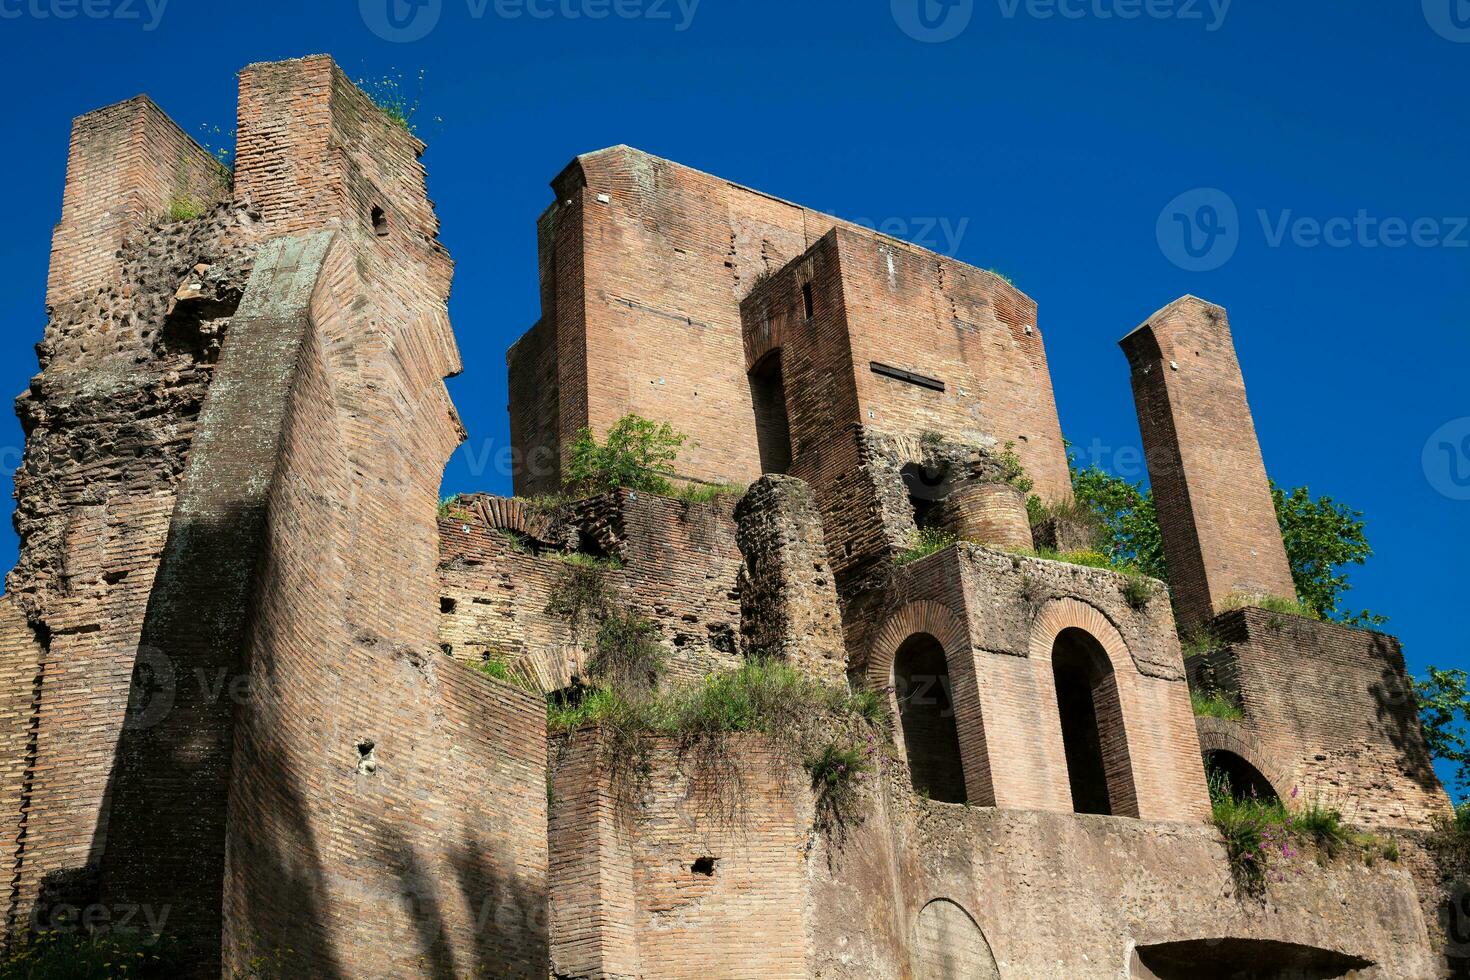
<box><xmin>1367</xmin><ymin>636</ymin><xmax>1443</xmax><ymax>796</ymax></box>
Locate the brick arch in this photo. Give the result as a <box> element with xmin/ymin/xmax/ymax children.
<box><xmin>867</xmin><ymin>601</ymin><xmax>994</xmax><ymax>806</ymax></box>
<box><xmin>911</xmin><ymin>898</ymin><xmax>1000</xmax><ymax>980</ymax></box>
<box><xmin>1029</xmin><ymin>597</ymin><xmax>1133</xmax><ymax>673</ymax></box>
<box><xmin>466</xmin><ymin>495</ymin><xmax>556</xmax><ymax>543</ymax></box>
<box><xmin>1195</xmin><ymin>716</ymin><xmax>1293</xmax><ymax>802</ymax></box>
<box><xmin>1031</xmin><ymin>598</ymin><xmax>1140</xmax><ymax>817</ymax></box>
<box><xmin>867</xmin><ymin>600</ymin><xmax>969</xmax><ymax>691</ymax></box>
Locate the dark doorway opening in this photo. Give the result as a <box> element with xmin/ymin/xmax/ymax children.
<box><xmin>894</xmin><ymin>633</ymin><xmax>967</xmax><ymax>803</ymax></box>
<box><xmin>1205</xmin><ymin>750</ymin><xmax>1278</xmax><ymax>805</ymax></box>
<box><xmin>749</xmin><ymin>351</ymin><xmax>793</xmax><ymax>475</ymax></box>
<box><xmin>1051</xmin><ymin>627</ymin><xmax>1137</xmax><ymax>816</ymax></box>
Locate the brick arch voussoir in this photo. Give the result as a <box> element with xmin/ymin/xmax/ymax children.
<box><xmin>1029</xmin><ymin>597</ymin><xmax>1133</xmax><ymax>675</ymax></box>
<box><xmin>1195</xmin><ymin>716</ymin><xmax>1293</xmax><ymax>802</ymax></box>
<box><xmin>866</xmin><ymin>600</ymin><xmax>970</xmax><ymax>692</ymax></box>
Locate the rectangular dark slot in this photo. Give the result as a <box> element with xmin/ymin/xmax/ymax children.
<box><xmin>801</xmin><ymin>283</ymin><xmax>815</xmax><ymax>320</ymax></box>
<box><xmin>870</xmin><ymin>362</ymin><xmax>945</xmax><ymax>392</ymax></box>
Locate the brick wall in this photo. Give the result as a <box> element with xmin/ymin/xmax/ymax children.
<box><xmin>1188</xmin><ymin>608</ymin><xmax>1451</xmax><ymax>830</ymax></box>
<box><xmin>510</xmin><ymin>147</ymin><xmax>1070</xmax><ymax>499</ymax></box>
<box><xmin>1120</xmin><ymin>296</ymin><xmax>1297</xmax><ymax>629</ymax></box>
<box><xmin>439</xmin><ymin>491</ymin><xmax>744</xmax><ymax>689</ymax></box>
<box><xmin>47</xmin><ymin>97</ymin><xmax>229</xmax><ymax>307</ymax></box>
<box><xmin>548</xmin><ymin>733</ymin><xmax>810</xmax><ymax>979</ymax></box>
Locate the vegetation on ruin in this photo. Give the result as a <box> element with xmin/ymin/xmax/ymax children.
<box><xmin>994</xmin><ymin>440</ymin><xmax>1034</xmax><ymax>495</ymax></box>
<box><xmin>1190</xmin><ymin>688</ymin><xmax>1244</xmax><ymax>721</ymax></box>
<box><xmin>894</xmin><ymin>526</ymin><xmax>958</xmax><ymax>566</ymax></box>
<box><xmin>1415</xmin><ymin>669</ymin><xmax>1470</xmax><ymax>797</ymax></box>
<box><xmin>1180</xmin><ymin>626</ymin><xmax>1223</xmax><ymax>661</ymax></box>
<box><xmin>437</xmin><ymin>494</ymin><xmax>474</xmax><ymax>521</ymax></box>
<box><xmin>165</xmin><ymin>195</ymin><xmax>205</xmax><ymax>223</ymax></box>
<box><xmin>1218</xmin><ymin>592</ymin><xmax>1322</xmax><ymax>622</ymax></box>
<box><xmin>985</xmin><ymin>268</ymin><xmax>1014</xmax><ymax>286</ymax></box>
<box><xmin>1208</xmin><ymin>767</ymin><xmax>1393</xmax><ymax>897</ymax></box>
<box><xmin>566</xmin><ymin>414</ymin><xmax>688</xmax><ymax>496</ymax></box>
<box><xmin>471</xmin><ymin>652</ymin><xmax>541</xmax><ymax>695</ymax></box>
<box><xmin>355</xmin><ymin>69</ymin><xmax>439</xmax><ymax>136</ymax></box>
<box><xmin>548</xmin><ymin>657</ymin><xmax>885</xmax><ymax>834</ymax></box>
<box><xmin>0</xmin><ymin>930</ymin><xmax>179</xmax><ymax>978</ymax></box>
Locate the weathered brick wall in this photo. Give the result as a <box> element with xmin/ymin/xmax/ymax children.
<box><xmin>1120</xmin><ymin>296</ymin><xmax>1297</xmax><ymax>629</ymax></box>
<box><xmin>733</xmin><ymin>475</ymin><xmax>846</xmax><ymax>683</ymax></box>
<box><xmin>864</xmin><ymin>544</ymin><xmax>1209</xmax><ymax>822</ymax></box>
<box><xmin>548</xmin><ymin>734</ymin><xmax>810</xmax><ymax>979</ymax></box>
<box><xmin>511</xmin><ymin>147</ymin><xmax>1071</xmax><ymax>499</ymax></box>
<box><xmin>5</xmin><ymin>171</ymin><xmax>257</xmax><ymax>934</ymax></box>
<box><xmin>0</xmin><ymin>598</ymin><xmax>41</xmax><ymax>937</ymax></box>
<box><xmin>47</xmin><ymin>97</ymin><xmax>229</xmax><ymax>307</ymax></box>
<box><xmin>742</xmin><ymin>227</ymin><xmax>1070</xmax><ymax>503</ymax></box>
<box><xmin>439</xmin><ymin>491</ymin><xmax>743</xmax><ymax>689</ymax></box>
<box><xmin>934</xmin><ymin>482</ymin><xmax>1034</xmax><ymax>551</ymax></box>
<box><xmin>1188</xmin><ymin>608</ymin><xmax>1450</xmax><ymax>830</ymax></box>
<box><xmin>506</xmin><ymin>317</ymin><xmax>560</xmax><ymax>495</ymax></box>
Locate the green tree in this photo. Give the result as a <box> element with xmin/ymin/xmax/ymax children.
<box><xmin>1414</xmin><ymin>667</ymin><xmax>1470</xmax><ymax>797</ymax></box>
<box><xmin>566</xmin><ymin>415</ymin><xmax>687</xmax><ymax>495</ymax></box>
<box><xmin>1065</xmin><ymin>453</ymin><xmax>1382</xmax><ymax>626</ymax></box>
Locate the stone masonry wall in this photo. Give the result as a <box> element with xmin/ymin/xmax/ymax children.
<box><xmin>439</xmin><ymin>491</ymin><xmax>744</xmax><ymax>690</ymax></box>
<box><xmin>1188</xmin><ymin>607</ymin><xmax>1450</xmax><ymax>831</ymax></box>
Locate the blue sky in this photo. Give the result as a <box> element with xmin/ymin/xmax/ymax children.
<box><xmin>0</xmin><ymin>2</ymin><xmax>1465</xmax><ymax>758</ymax></box>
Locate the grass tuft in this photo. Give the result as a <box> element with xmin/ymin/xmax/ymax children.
<box><xmin>1191</xmin><ymin>688</ymin><xmax>1244</xmax><ymax>721</ymax></box>
<box><xmin>894</xmin><ymin>527</ymin><xmax>958</xmax><ymax>566</ymax></box>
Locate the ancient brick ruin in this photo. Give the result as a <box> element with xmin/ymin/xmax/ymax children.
<box><xmin>0</xmin><ymin>55</ymin><xmax>1466</xmax><ymax>978</ymax></box>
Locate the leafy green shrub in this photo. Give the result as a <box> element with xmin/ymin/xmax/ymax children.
<box><xmin>567</xmin><ymin>415</ymin><xmax>687</xmax><ymax>496</ymax></box>
<box><xmin>1121</xmin><ymin>571</ymin><xmax>1156</xmax><ymax>610</ymax></box>
<box><xmin>587</xmin><ymin>610</ymin><xmax>665</xmax><ymax>696</ymax></box>
<box><xmin>805</xmin><ymin>741</ymin><xmax>875</xmax><ymax>835</ymax></box>
<box><xmin>895</xmin><ymin>527</ymin><xmax>958</xmax><ymax>566</ymax></box>
<box><xmin>995</xmin><ymin>441</ymin><xmax>1034</xmax><ymax>495</ymax></box>
<box><xmin>0</xmin><ymin>930</ymin><xmax>179</xmax><ymax>978</ymax></box>
<box><xmin>1191</xmin><ymin>688</ymin><xmax>1244</xmax><ymax>721</ymax></box>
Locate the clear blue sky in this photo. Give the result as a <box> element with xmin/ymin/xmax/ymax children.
<box><xmin>0</xmin><ymin>3</ymin><xmax>1465</xmax><ymax>747</ymax></box>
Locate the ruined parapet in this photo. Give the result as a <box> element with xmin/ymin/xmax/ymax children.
<box><xmin>1120</xmin><ymin>297</ymin><xmax>1296</xmax><ymax>630</ymax></box>
<box><xmin>933</xmin><ymin>482</ymin><xmax>1034</xmax><ymax>552</ymax></box>
<box><xmin>47</xmin><ymin>96</ymin><xmax>230</xmax><ymax>309</ymax></box>
<box><xmin>1188</xmin><ymin>608</ymin><xmax>1450</xmax><ymax>831</ymax></box>
<box><xmin>734</xmin><ymin>475</ymin><xmax>846</xmax><ymax>684</ymax></box>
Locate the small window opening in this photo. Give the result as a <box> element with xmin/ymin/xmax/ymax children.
<box><xmin>371</xmin><ymin>206</ymin><xmax>389</xmax><ymax>237</ymax></box>
<box><xmin>749</xmin><ymin>350</ymin><xmax>793</xmax><ymax>475</ymax></box>
<box><xmin>691</xmin><ymin>857</ymin><xmax>718</xmax><ymax>876</ymax></box>
<box><xmin>801</xmin><ymin>282</ymin><xmax>815</xmax><ymax>320</ymax></box>
<box><xmin>440</xmin><ymin>597</ymin><xmax>457</xmax><ymax>614</ymax></box>
<box><xmin>356</xmin><ymin>739</ymin><xmax>377</xmax><ymax>775</ymax></box>
<box><xmin>894</xmin><ymin>633</ymin><xmax>967</xmax><ymax>804</ymax></box>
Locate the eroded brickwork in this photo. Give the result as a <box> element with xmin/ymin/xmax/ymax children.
<box><xmin>1187</xmin><ymin>608</ymin><xmax>1450</xmax><ymax>831</ymax></box>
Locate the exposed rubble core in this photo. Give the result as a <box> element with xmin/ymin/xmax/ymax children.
<box><xmin>0</xmin><ymin>55</ymin><xmax>1463</xmax><ymax>980</ymax></box>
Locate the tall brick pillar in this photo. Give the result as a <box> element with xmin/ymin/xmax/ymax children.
<box><xmin>1120</xmin><ymin>296</ymin><xmax>1296</xmax><ymax>630</ymax></box>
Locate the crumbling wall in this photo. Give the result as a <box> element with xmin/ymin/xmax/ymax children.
<box><xmin>1188</xmin><ymin>608</ymin><xmax>1450</xmax><ymax>831</ymax></box>
<box><xmin>439</xmin><ymin>490</ymin><xmax>743</xmax><ymax>688</ymax></box>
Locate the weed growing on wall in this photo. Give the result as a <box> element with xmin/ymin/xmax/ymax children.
<box><xmin>0</xmin><ymin>930</ymin><xmax>180</xmax><ymax>977</ymax></box>
<box><xmin>1190</xmin><ymin>687</ymin><xmax>1244</xmax><ymax>721</ymax></box>
<box><xmin>894</xmin><ymin>527</ymin><xmax>958</xmax><ymax>566</ymax></box>
<box><xmin>566</xmin><ymin>414</ymin><xmax>688</xmax><ymax>496</ymax></box>
<box><xmin>355</xmin><ymin>68</ymin><xmax>440</xmax><ymax>136</ymax></box>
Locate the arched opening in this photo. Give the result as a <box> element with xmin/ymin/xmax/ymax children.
<box><xmin>749</xmin><ymin>350</ymin><xmax>792</xmax><ymax>475</ymax></box>
<box><xmin>1205</xmin><ymin>750</ymin><xmax>1278</xmax><ymax>805</ymax></box>
<box><xmin>912</xmin><ymin>899</ymin><xmax>999</xmax><ymax>980</ymax></box>
<box><xmin>1051</xmin><ymin>627</ymin><xmax>1136</xmax><ymax>816</ymax></box>
<box><xmin>901</xmin><ymin>462</ymin><xmax>949</xmax><ymax>530</ymax></box>
<box><xmin>894</xmin><ymin>633</ymin><xmax>967</xmax><ymax>803</ymax></box>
